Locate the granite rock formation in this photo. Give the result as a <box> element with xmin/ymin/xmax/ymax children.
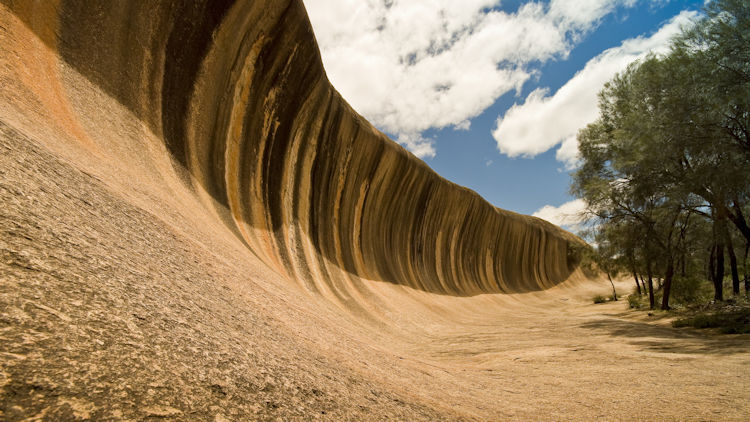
<box><xmin>3</xmin><ymin>0</ymin><xmax>579</xmax><ymax>299</ymax></box>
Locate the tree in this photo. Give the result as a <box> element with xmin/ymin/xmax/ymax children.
<box><xmin>572</xmin><ymin>56</ymin><xmax>700</xmax><ymax>310</ymax></box>
<box><xmin>675</xmin><ymin>0</ymin><xmax>750</xmax><ymax>249</ymax></box>
<box><xmin>573</xmin><ymin>0</ymin><xmax>750</xmax><ymax>307</ymax></box>
<box><xmin>591</xmin><ymin>226</ymin><xmax>621</xmax><ymax>302</ymax></box>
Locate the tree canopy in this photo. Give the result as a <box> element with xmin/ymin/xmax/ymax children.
<box><xmin>572</xmin><ymin>0</ymin><xmax>750</xmax><ymax>309</ymax></box>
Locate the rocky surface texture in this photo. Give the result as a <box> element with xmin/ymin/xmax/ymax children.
<box><xmin>1</xmin><ymin>1</ymin><xmax>749</xmax><ymax>420</ymax></box>
<box><xmin>8</xmin><ymin>0</ymin><xmax>578</xmax><ymax>298</ymax></box>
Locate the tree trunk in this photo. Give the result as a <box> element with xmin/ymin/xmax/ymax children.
<box><xmin>709</xmin><ymin>244</ymin><xmax>716</xmax><ymax>284</ymax></box>
<box><xmin>633</xmin><ymin>272</ymin><xmax>642</xmax><ymax>295</ymax></box>
<box><xmin>661</xmin><ymin>259</ymin><xmax>674</xmax><ymax>310</ymax></box>
<box><xmin>629</xmin><ymin>256</ymin><xmax>641</xmax><ymax>295</ymax></box>
<box><xmin>607</xmin><ymin>272</ymin><xmax>618</xmax><ymax>301</ymax></box>
<box><xmin>680</xmin><ymin>252</ymin><xmax>686</xmax><ymax>277</ymax></box>
<box><xmin>745</xmin><ymin>243</ymin><xmax>749</xmax><ymax>294</ymax></box>
<box><xmin>638</xmin><ymin>274</ymin><xmax>647</xmax><ymax>294</ymax></box>
<box><xmin>726</xmin><ymin>231</ymin><xmax>740</xmax><ymax>295</ymax></box>
<box><xmin>727</xmin><ymin>200</ymin><xmax>750</xmax><ymax>246</ymax></box>
<box><xmin>715</xmin><ymin>240</ymin><xmax>725</xmax><ymax>302</ymax></box>
<box><xmin>711</xmin><ymin>214</ymin><xmax>727</xmax><ymax>302</ymax></box>
<box><xmin>646</xmin><ymin>260</ymin><xmax>655</xmax><ymax>309</ymax></box>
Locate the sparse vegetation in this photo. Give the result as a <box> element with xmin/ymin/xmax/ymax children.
<box><xmin>673</xmin><ymin>308</ymin><xmax>750</xmax><ymax>334</ymax></box>
<box><xmin>591</xmin><ymin>294</ymin><xmax>619</xmax><ymax>304</ymax></box>
<box><xmin>627</xmin><ymin>292</ymin><xmax>644</xmax><ymax>309</ymax></box>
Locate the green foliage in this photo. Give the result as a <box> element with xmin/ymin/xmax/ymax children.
<box><xmin>628</xmin><ymin>293</ymin><xmax>645</xmax><ymax>309</ymax></box>
<box><xmin>571</xmin><ymin>0</ymin><xmax>750</xmax><ymax>310</ymax></box>
<box><xmin>592</xmin><ymin>295</ymin><xmax>607</xmax><ymax>304</ymax></box>
<box><xmin>672</xmin><ymin>309</ymin><xmax>750</xmax><ymax>334</ymax></box>
<box><xmin>566</xmin><ymin>241</ymin><xmax>588</xmax><ymax>271</ymax></box>
<box><xmin>670</xmin><ymin>274</ymin><xmax>711</xmax><ymax>305</ymax></box>
<box><xmin>675</xmin><ymin>0</ymin><xmax>750</xmax><ymax>162</ymax></box>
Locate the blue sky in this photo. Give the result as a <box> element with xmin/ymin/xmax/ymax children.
<box><xmin>304</xmin><ymin>0</ymin><xmax>706</xmax><ymax>227</ymax></box>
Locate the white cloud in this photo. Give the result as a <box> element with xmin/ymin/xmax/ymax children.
<box><xmin>493</xmin><ymin>10</ymin><xmax>699</xmax><ymax>168</ymax></box>
<box><xmin>397</xmin><ymin>132</ymin><xmax>436</xmax><ymax>158</ymax></box>
<box><xmin>304</xmin><ymin>0</ymin><xmax>643</xmax><ymax>157</ymax></box>
<box><xmin>532</xmin><ymin>198</ymin><xmax>588</xmax><ymax>230</ymax></box>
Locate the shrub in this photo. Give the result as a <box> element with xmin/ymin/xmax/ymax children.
<box><xmin>672</xmin><ymin>309</ymin><xmax>750</xmax><ymax>334</ymax></box>
<box><xmin>593</xmin><ymin>295</ymin><xmax>607</xmax><ymax>304</ymax></box>
<box><xmin>670</xmin><ymin>274</ymin><xmax>709</xmax><ymax>304</ymax></box>
<box><xmin>628</xmin><ymin>294</ymin><xmax>644</xmax><ymax>309</ymax></box>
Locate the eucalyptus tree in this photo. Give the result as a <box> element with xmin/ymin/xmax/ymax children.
<box><xmin>573</xmin><ymin>114</ymin><xmax>689</xmax><ymax>309</ymax></box>
<box><xmin>574</xmin><ymin>0</ymin><xmax>750</xmax><ymax>302</ymax></box>
<box><xmin>674</xmin><ymin>0</ymin><xmax>750</xmax><ymax>250</ymax></box>
<box><xmin>572</xmin><ymin>47</ymin><xmax>732</xmax><ymax>308</ymax></box>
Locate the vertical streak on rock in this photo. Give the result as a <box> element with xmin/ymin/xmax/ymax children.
<box><xmin>5</xmin><ymin>0</ymin><xmax>584</xmax><ymax>300</ymax></box>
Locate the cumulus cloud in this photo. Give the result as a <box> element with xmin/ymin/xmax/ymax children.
<box><xmin>493</xmin><ymin>10</ymin><xmax>698</xmax><ymax>168</ymax></box>
<box><xmin>532</xmin><ymin>198</ymin><xmax>588</xmax><ymax>230</ymax></box>
<box><xmin>304</xmin><ymin>0</ymin><xmax>643</xmax><ymax>157</ymax></box>
<box><xmin>397</xmin><ymin>132</ymin><xmax>436</xmax><ymax>159</ymax></box>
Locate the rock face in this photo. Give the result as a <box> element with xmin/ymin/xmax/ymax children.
<box><xmin>5</xmin><ymin>0</ymin><xmax>578</xmax><ymax>297</ymax></box>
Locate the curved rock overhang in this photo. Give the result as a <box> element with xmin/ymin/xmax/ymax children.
<box><xmin>2</xmin><ymin>0</ymin><xmax>582</xmax><ymax>297</ymax></box>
